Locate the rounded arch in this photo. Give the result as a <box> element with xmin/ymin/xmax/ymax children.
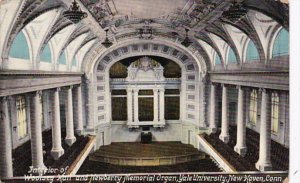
<box><xmin>40</xmin><ymin>43</ymin><xmax>52</xmax><ymax>63</ymax></box>
<box><xmin>243</xmin><ymin>38</ymin><xmax>260</xmax><ymax>62</ymax></box>
<box><xmin>85</xmin><ymin>41</ymin><xmax>207</xmax><ymax>128</ymax></box>
<box><xmin>214</xmin><ymin>52</ymin><xmax>222</xmax><ymax>66</ymax></box>
<box><xmin>83</xmin><ymin>39</ymin><xmax>209</xmax><ymax>77</ymax></box>
<box><xmin>226</xmin><ymin>46</ymin><xmax>238</xmax><ymax>64</ymax></box>
<box><xmin>269</xmin><ymin>27</ymin><xmax>289</xmax><ymax>59</ymax></box>
<box><xmin>9</xmin><ymin>30</ymin><xmax>32</xmax><ymax>60</ymax></box>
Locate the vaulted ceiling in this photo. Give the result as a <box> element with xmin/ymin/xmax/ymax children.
<box><xmin>0</xmin><ymin>0</ymin><xmax>289</xmax><ymax>73</ymax></box>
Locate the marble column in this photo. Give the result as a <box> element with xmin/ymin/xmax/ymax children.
<box><xmin>133</xmin><ymin>89</ymin><xmax>139</xmax><ymax>122</ymax></box>
<box><xmin>219</xmin><ymin>84</ymin><xmax>229</xmax><ymax>143</ymax></box>
<box><xmin>159</xmin><ymin>89</ymin><xmax>165</xmax><ymax>122</ymax></box>
<box><xmin>209</xmin><ymin>83</ymin><xmax>217</xmax><ymax>133</ymax></box>
<box><xmin>76</xmin><ymin>85</ymin><xmax>83</xmax><ymax>134</ymax></box>
<box><xmin>256</xmin><ymin>89</ymin><xmax>272</xmax><ymax>171</ymax></box>
<box><xmin>127</xmin><ymin>88</ymin><xmax>133</xmax><ymax>123</ymax></box>
<box><xmin>51</xmin><ymin>88</ymin><xmax>64</xmax><ymax>160</ymax></box>
<box><xmin>153</xmin><ymin>89</ymin><xmax>159</xmax><ymax>122</ymax></box>
<box><xmin>0</xmin><ymin>97</ymin><xmax>13</xmax><ymax>178</ymax></box>
<box><xmin>234</xmin><ymin>86</ymin><xmax>247</xmax><ymax>156</ymax></box>
<box><xmin>65</xmin><ymin>86</ymin><xmax>76</xmax><ymax>146</ymax></box>
<box><xmin>30</xmin><ymin>91</ymin><xmax>47</xmax><ymax>173</ymax></box>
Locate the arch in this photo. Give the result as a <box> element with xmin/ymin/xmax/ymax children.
<box><xmin>58</xmin><ymin>51</ymin><xmax>67</xmax><ymax>65</ymax></box>
<box><xmin>9</xmin><ymin>31</ymin><xmax>30</xmax><ymax>60</ymax></box>
<box><xmin>86</xmin><ymin>42</ymin><xmax>206</xmax><ymax>130</ymax></box>
<box><xmin>40</xmin><ymin>43</ymin><xmax>52</xmax><ymax>63</ymax></box>
<box><xmin>214</xmin><ymin>53</ymin><xmax>222</xmax><ymax>65</ymax></box>
<box><xmin>84</xmin><ymin>39</ymin><xmax>208</xmax><ymax>77</ymax></box>
<box><xmin>227</xmin><ymin>47</ymin><xmax>237</xmax><ymax>63</ymax></box>
<box><xmin>245</xmin><ymin>39</ymin><xmax>260</xmax><ymax>61</ymax></box>
<box><xmin>271</xmin><ymin>28</ymin><xmax>289</xmax><ymax>58</ymax></box>
<box><xmin>71</xmin><ymin>56</ymin><xmax>77</xmax><ymax>67</ymax></box>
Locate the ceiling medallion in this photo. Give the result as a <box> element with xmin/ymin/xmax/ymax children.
<box><xmin>181</xmin><ymin>29</ymin><xmax>193</xmax><ymax>47</ymax></box>
<box><xmin>139</xmin><ymin>20</ymin><xmax>153</xmax><ymax>40</ymax></box>
<box><xmin>222</xmin><ymin>1</ymin><xmax>248</xmax><ymax>23</ymax></box>
<box><xmin>101</xmin><ymin>29</ymin><xmax>113</xmax><ymax>48</ymax></box>
<box><xmin>63</xmin><ymin>0</ymin><xmax>88</xmax><ymax>24</ymax></box>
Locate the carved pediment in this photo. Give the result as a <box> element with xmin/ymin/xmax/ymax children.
<box><xmin>126</xmin><ymin>56</ymin><xmax>164</xmax><ymax>82</ymax></box>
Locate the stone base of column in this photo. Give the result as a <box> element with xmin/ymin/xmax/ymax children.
<box><xmin>219</xmin><ymin>134</ymin><xmax>229</xmax><ymax>144</ymax></box>
<box><xmin>210</xmin><ymin>127</ymin><xmax>217</xmax><ymax>134</ymax></box>
<box><xmin>75</xmin><ymin>129</ymin><xmax>84</xmax><ymax>135</ymax></box>
<box><xmin>51</xmin><ymin>148</ymin><xmax>64</xmax><ymax>160</ymax></box>
<box><xmin>255</xmin><ymin>160</ymin><xmax>272</xmax><ymax>171</ymax></box>
<box><xmin>65</xmin><ymin>137</ymin><xmax>76</xmax><ymax>146</ymax></box>
<box><xmin>234</xmin><ymin>146</ymin><xmax>247</xmax><ymax>157</ymax></box>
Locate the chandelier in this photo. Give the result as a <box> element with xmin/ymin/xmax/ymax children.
<box><xmin>222</xmin><ymin>1</ymin><xmax>248</xmax><ymax>23</ymax></box>
<box><xmin>181</xmin><ymin>29</ymin><xmax>193</xmax><ymax>47</ymax></box>
<box><xmin>63</xmin><ymin>0</ymin><xmax>87</xmax><ymax>24</ymax></box>
<box><xmin>101</xmin><ymin>29</ymin><xmax>113</xmax><ymax>48</ymax></box>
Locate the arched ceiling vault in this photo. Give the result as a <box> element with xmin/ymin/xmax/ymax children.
<box><xmin>1</xmin><ymin>0</ymin><xmax>288</xmax><ymax>72</ymax></box>
<box><xmin>82</xmin><ymin>38</ymin><xmax>209</xmax><ymax>79</ymax></box>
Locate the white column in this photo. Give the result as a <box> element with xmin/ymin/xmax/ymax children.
<box><xmin>256</xmin><ymin>89</ymin><xmax>272</xmax><ymax>171</ymax></box>
<box><xmin>0</xmin><ymin>97</ymin><xmax>13</xmax><ymax>178</ymax></box>
<box><xmin>127</xmin><ymin>88</ymin><xmax>133</xmax><ymax>123</ymax></box>
<box><xmin>86</xmin><ymin>80</ymin><xmax>94</xmax><ymax>130</ymax></box>
<box><xmin>234</xmin><ymin>86</ymin><xmax>247</xmax><ymax>156</ymax></box>
<box><xmin>76</xmin><ymin>85</ymin><xmax>83</xmax><ymax>134</ymax></box>
<box><xmin>51</xmin><ymin>88</ymin><xmax>64</xmax><ymax>160</ymax></box>
<box><xmin>219</xmin><ymin>84</ymin><xmax>229</xmax><ymax>143</ymax></box>
<box><xmin>153</xmin><ymin>89</ymin><xmax>159</xmax><ymax>122</ymax></box>
<box><xmin>209</xmin><ymin>83</ymin><xmax>217</xmax><ymax>133</ymax></box>
<box><xmin>65</xmin><ymin>86</ymin><xmax>76</xmax><ymax>146</ymax></box>
<box><xmin>133</xmin><ymin>89</ymin><xmax>139</xmax><ymax>122</ymax></box>
<box><xmin>159</xmin><ymin>89</ymin><xmax>165</xmax><ymax>122</ymax></box>
<box><xmin>30</xmin><ymin>91</ymin><xmax>47</xmax><ymax>173</ymax></box>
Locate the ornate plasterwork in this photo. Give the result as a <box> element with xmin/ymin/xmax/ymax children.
<box><xmin>127</xmin><ymin>57</ymin><xmax>164</xmax><ymax>81</ymax></box>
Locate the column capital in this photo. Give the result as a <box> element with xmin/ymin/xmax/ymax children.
<box><xmin>133</xmin><ymin>88</ymin><xmax>139</xmax><ymax>92</ymax></box>
<box><xmin>0</xmin><ymin>96</ymin><xmax>8</xmax><ymax>103</ymax></box>
<box><xmin>259</xmin><ymin>88</ymin><xmax>272</xmax><ymax>94</ymax></box>
<box><xmin>126</xmin><ymin>88</ymin><xmax>133</xmax><ymax>92</ymax></box>
<box><xmin>159</xmin><ymin>88</ymin><xmax>165</xmax><ymax>92</ymax></box>
<box><xmin>28</xmin><ymin>90</ymin><xmax>42</xmax><ymax>97</ymax></box>
<box><xmin>153</xmin><ymin>88</ymin><xmax>159</xmax><ymax>92</ymax></box>
<box><xmin>36</xmin><ymin>90</ymin><xmax>43</xmax><ymax>96</ymax></box>
<box><xmin>54</xmin><ymin>87</ymin><xmax>61</xmax><ymax>92</ymax></box>
<box><xmin>236</xmin><ymin>85</ymin><xmax>246</xmax><ymax>90</ymax></box>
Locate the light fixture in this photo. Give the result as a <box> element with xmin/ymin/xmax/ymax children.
<box><xmin>63</xmin><ymin>0</ymin><xmax>88</xmax><ymax>24</ymax></box>
<box><xmin>101</xmin><ymin>29</ymin><xmax>113</xmax><ymax>48</ymax></box>
<box><xmin>181</xmin><ymin>28</ymin><xmax>193</xmax><ymax>47</ymax></box>
<box><xmin>222</xmin><ymin>1</ymin><xmax>248</xmax><ymax>23</ymax></box>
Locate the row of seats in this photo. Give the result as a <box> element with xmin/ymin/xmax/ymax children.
<box><xmin>93</xmin><ymin>142</ymin><xmax>198</xmax><ymax>158</ymax></box>
<box><xmin>78</xmin><ymin>157</ymin><xmax>221</xmax><ymax>174</ymax></box>
<box><xmin>203</xmin><ymin>126</ymin><xmax>289</xmax><ymax>171</ymax></box>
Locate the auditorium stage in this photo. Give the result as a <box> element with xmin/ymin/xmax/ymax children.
<box><xmin>78</xmin><ymin>142</ymin><xmax>221</xmax><ymax>174</ymax></box>
<box><xmin>89</xmin><ymin>142</ymin><xmax>206</xmax><ymax>166</ymax></box>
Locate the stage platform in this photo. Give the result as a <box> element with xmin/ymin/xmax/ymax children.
<box><xmin>89</xmin><ymin>142</ymin><xmax>206</xmax><ymax>166</ymax></box>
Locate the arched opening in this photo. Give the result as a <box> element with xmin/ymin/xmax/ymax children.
<box><xmin>40</xmin><ymin>43</ymin><xmax>52</xmax><ymax>63</ymax></box>
<box><xmin>9</xmin><ymin>31</ymin><xmax>30</xmax><ymax>60</ymax></box>
<box><xmin>272</xmin><ymin>28</ymin><xmax>289</xmax><ymax>58</ymax></box>
<box><xmin>227</xmin><ymin>47</ymin><xmax>237</xmax><ymax>64</ymax></box>
<box><xmin>109</xmin><ymin>56</ymin><xmax>181</xmax><ymax>126</ymax></box>
<box><xmin>245</xmin><ymin>40</ymin><xmax>260</xmax><ymax>61</ymax></box>
<box><xmin>214</xmin><ymin>53</ymin><xmax>222</xmax><ymax>65</ymax></box>
<box><xmin>58</xmin><ymin>51</ymin><xmax>67</xmax><ymax>65</ymax></box>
